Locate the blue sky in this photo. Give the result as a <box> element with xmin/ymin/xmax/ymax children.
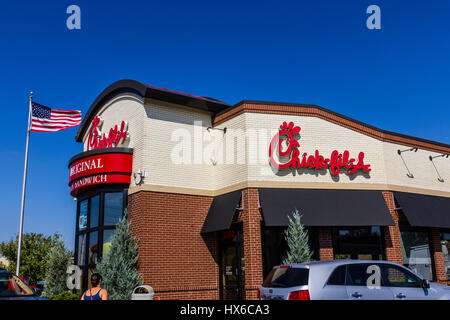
<box><xmin>0</xmin><ymin>0</ymin><xmax>449</xmax><ymax>251</ymax></box>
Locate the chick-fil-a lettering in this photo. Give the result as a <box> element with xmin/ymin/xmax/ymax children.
<box><xmin>87</xmin><ymin>116</ymin><xmax>128</xmax><ymax>151</ymax></box>
<box><xmin>269</xmin><ymin>122</ymin><xmax>371</xmax><ymax>175</ymax></box>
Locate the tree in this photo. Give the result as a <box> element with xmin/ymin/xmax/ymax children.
<box><xmin>282</xmin><ymin>209</ymin><xmax>313</xmax><ymax>265</ymax></box>
<box><xmin>95</xmin><ymin>209</ymin><xmax>142</xmax><ymax>300</ymax></box>
<box><xmin>0</xmin><ymin>233</ymin><xmax>63</xmax><ymax>285</ymax></box>
<box><xmin>43</xmin><ymin>242</ymin><xmax>72</xmax><ymax>297</ymax></box>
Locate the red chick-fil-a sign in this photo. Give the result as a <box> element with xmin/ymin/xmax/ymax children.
<box><xmin>87</xmin><ymin>116</ymin><xmax>129</xmax><ymax>151</ymax></box>
<box><xmin>269</xmin><ymin>121</ymin><xmax>371</xmax><ymax>175</ymax></box>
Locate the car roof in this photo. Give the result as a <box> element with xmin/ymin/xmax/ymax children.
<box><xmin>277</xmin><ymin>260</ymin><xmax>401</xmax><ymax>268</ymax></box>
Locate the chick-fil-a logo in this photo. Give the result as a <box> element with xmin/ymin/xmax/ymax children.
<box><xmin>269</xmin><ymin>122</ymin><xmax>371</xmax><ymax>175</ymax></box>
<box><xmin>87</xmin><ymin>116</ymin><xmax>129</xmax><ymax>151</ymax></box>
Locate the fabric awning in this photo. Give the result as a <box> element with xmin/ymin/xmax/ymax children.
<box><xmin>258</xmin><ymin>188</ymin><xmax>394</xmax><ymax>227</ymax></box>
<box><xmin>201</xmin><ymin>190</ymin><xmax>242</xmax><ymax>233</ymax></box>
<box><xmin>394</xmin><ymin>192</ymin><xmax>450</xmax><ymax>228</ymax></box>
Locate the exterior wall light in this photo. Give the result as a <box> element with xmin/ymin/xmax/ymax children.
<box><xmin>207</xmin><ymin>127</ymin><xmax>227</xmax><ymax>133</ymax></box>
<box><xmin>397</xmin><ymin>147</ymin><xmax>418</xmax><ymax>155</ymax></box>
<box><xmin>397</xmin><ymin>147</ymin><xmax>418</xmax><ymax>178</ymax></box>
<box><xmin>429</xmin><ymin>154</ymin><xmax>448</xmax><ymax>183</ymax></box>
<box><xmin>133</xmin><ymin>169</ymin><xmax>148</xmax><ymax>185</ymax></box>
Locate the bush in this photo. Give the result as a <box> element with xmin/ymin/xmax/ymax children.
<box><xmin>43</xmin><ymin>291</ymin><xmax>81</xmax><ymax>300</ymax></box>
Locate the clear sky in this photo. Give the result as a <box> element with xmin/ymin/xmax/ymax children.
<box><xmin>0</xmin><ymin>0</ymin><xmax>449</xmax><ymax>251</ymax></box>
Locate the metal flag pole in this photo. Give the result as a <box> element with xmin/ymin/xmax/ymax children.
<box><xmin>16</xmin><ymin>92</ymin><xmax>33</xmax><ymax>276</ymax></box>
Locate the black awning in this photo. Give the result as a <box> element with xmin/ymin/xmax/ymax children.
<box><xmin>258</xmin><ymin>188</ymin><xmax>394</xmax><ymax>227</ymax></box>
<box><xmin>394</xmin><ymin>192</ymin><xmax>450</xmax><ymax>228</ymax></box>
<box><xmin>201</xmin><ymin>190</ymin><xmax>242</xmax><ymax>233</ymax></box>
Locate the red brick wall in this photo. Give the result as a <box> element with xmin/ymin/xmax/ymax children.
<box><xmin>430</xmin><ymin>228</ymin><xmax>448</xmax><ymax>284</ymax></box>
<box><xmin>241</xmin><ymin>188</ymin><xmax>263</xmax><ymax>300</ymax></box>
<box><xmin>381</xmin><ymin>191</ymin><xmax>403</xmax><ymax>264</ymax></box>
<box><xmin>318</xmin><ymin>227</ymin><xmax>334</xmax><ymax>260</ymax></box>
<box><xmin>128</xmin><ymin>191</ymin><xmax>219</xmax><ymax>300</ymax></box>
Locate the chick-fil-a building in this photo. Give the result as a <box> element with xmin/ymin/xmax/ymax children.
<box><xmin>69</xmin><ymin>79</ymin><xmax>450</xmax><ymax>299</ymax></box>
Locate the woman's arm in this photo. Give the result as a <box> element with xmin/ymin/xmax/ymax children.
<box><xmin>80</xmin><ymin>292</ymin><xmax>85</xmax><ymax>300</ymax></box>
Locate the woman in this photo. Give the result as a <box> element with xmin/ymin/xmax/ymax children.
<box><xmin>81</xmin><ymin>273</ymin><xmax>108</xmax><ymax>300</ymax></box>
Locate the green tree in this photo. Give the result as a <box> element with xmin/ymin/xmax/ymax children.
<box><xmin>0</xmin><ymin>233</ymin><xmax>63</xmax><ymax>285</ymax></box>
<box><xmin>95</xmin><ymin>209</ymin><xmax>142</xmax><ymax>300</ymax></box>
<box><xmin>43</xmin><ymin>242</ymin><xmax>72</xmax><ymax>297</ymax></box>
<box><xmin>282</xmin><ymin>209</ymin><xmax>313</xmax><ymax>265</ymax></box>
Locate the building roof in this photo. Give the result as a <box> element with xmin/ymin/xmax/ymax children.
<box><xmin>75</xmin><ymin>79</ymin><xmax>231</xmax><ymax>142</ymax></box>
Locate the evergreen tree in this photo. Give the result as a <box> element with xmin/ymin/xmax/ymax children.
<box><xmin>43</xmin><ymin>242</ymin><xmax>72</xmax><ymax>297</ymax></box>
<box><xmin>95</xmin><ymin>209</ymin><xmax>142</xmax><ymax>300</ymax></box>
<box><xmin>282</xmin><ymin>209</ymin><xmax>313</xmax><ymax>264</ymax></box>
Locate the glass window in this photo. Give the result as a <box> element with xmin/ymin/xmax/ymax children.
<box><xmin>79</xmin><ymin>200</ymin><xmax>88</xmax><ymax>231</ymax></box>
<box><xmin>89</xmin><ymin>195</ymin><xmax>100</xmax><ymax>228</ymax></box>
<box><xmin>89</xmin><ymin>232</ymin><xmax>99</xmax><ymax>265</ymax></box>
<box><xmin>380</xmin><ymin>264</ymin><xmax>421</xmax><ymax>288</ymax></box>
<box><xmin>327</xmin><ymin>265</ymin><xmax>346</xmax><ymax>285</ymax></box>
<box><xmin>441</xmin><ymin>232</ymin><xmax>450</xmax><ymax>280</ymax></box>
<box><xmin>262</xmin><ymin>227</ymin><xmax>317</xmax><ymax>278</ymax></box>
<box><xmin>262</xmin><ymin>267</ymin><xmax>309</xmax><ymax>288</ymax></box>
<box><xmin>102</xmin><ymin>229</ymin><xmax>116</xmax><ymax>258</ymax></box>
<box><xmin>334</xmin><ymin>227</ymin><xmax>384</xmax><ymax>260</ymax></box>
<box><xmin>104</xmin><ymin>192</ymin><xmax>123</xmax><ymax>226</ymax></box>
<box><xmin>77</xmin><ymin>234</ymin><xmax>87</xmax><ymax>266</ymax></box>
<box><xmin>399</xmin><ymin>225</ymin><xmax>432</xmax><ymax>280</ymax></box>
<box><xmin>346</xmin><ymin>263</ymin><xmax>375</xmax><ymax>286</ymax></box>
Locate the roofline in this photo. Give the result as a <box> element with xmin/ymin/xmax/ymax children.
<box><xmin>75</xmin><ymin>79</ymin><xmax>231</xmax><ymax>142</ymax></box>
<box><xmin>213</xmin><ymin>99</ymin><xmax>450</xmax><ymax>152</ymax></box>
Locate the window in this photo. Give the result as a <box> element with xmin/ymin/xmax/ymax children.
<box><xmin>380</xmin><ymin>264</ymin><xmax>421</xmax><ymax>288</ymax></box>
<box><xmin>399</xmin><ymin>224</ymin><xmax>433</xmax><ymax>280</ymax></box>
<box><xmin>261</xmin><ymin>226</ymin><xmax>318</xmax><ymax>278</ymax></box>
<box><xmin>346</xmin><ymin>263</ymin><xmax>376</xmax><ymax>286</ymax></box>
<box><xmin>334</xmin><ymin>227</ymin><xmax>384</xmax><ymax>260</ymax></box>
<box><xmin>441</xmin><ymin>231</ymin><xmax>450</xmax><ymax>280</ymax></box>
<box><xmin>89</xmin><ymin>232</ymin><xmax>99</xmax><ymax>265</ymax></box>
<box><xmin>89</xmin><ymin>195</ymin><xmax>100</xmax><ymax>228</ymax></box>
<box><xmin>327</xmin><ymin>265</ymin><xmax>346</xmax><ymax>285</ymax></box>
<box><xmin>75</xmin><ymin>188</ymin><xmax>126</xmax><ymax>291</ymax></box>
<box><xmin>79</xmin><ymin>200</ymin><xmax>88</xmax><ymax>231</ymax></box>
<box><xmin>262</xmin><ymin>268</ymin><xmax>309</xmax><ymax>288</ymax></box>
<box><xmin>102</xmin><ymin>229</ymin><xmax>116</xmax><ymax>257</ymax></box>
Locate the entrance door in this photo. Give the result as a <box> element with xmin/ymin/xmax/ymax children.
<box><xmin>220</xmin><ymin>225</ymin><xmax>244</xmax><ymax>300</ymax></box>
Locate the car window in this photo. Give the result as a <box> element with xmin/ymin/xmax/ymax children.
<box><xmin>0</xmin><ymin>273</ymin><xmax>34</xmax><ymax>297</ymax></box>
<box><xmin>346</xmin><ymin>263</ymin><xmax>377</xmax><ymax>286</ymax></box>
<box><xmin>262</xmin><ymin>267</ymin><xmax>309</xmax><ymax>288</ymax></box>
<box><xmin>327</xmin><ymin>265</ymin><xmax>346</xmax><ymax>285</ymax></box>
<box><xmin>380</xmin><ymin>264</ymin><xmax>421</xmax><ymax>288</ymax></box>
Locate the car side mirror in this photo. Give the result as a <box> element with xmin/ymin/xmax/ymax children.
<box><xmin>422</xmin><ymin>279</ymin><xmax>430</xmax><ymax>289</ymax></box>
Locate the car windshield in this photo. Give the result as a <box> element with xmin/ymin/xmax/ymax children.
<box><xmin>0</xmin><ymin>273</ymin><xmax>35</xmax><ymax>297</ymax></box>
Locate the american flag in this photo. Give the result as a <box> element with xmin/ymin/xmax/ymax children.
<box><xmin>30</xmin><ymin>102</ymin><xmax>82</xmax><ymax>132</ymax></box>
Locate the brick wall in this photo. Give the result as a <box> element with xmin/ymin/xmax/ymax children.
<box><xmin>128</xmin><ymin>190</ymin><xmax>219</xmax><ymax>300</ymax></box>
<box><xmin>318</xmin><ymin>227</ymin><xmax>334</xmax><ymax>260</ymax></box>
<box><xmin>382</xmin><ymin>191</ymin><xmax>403</xmax><ymax>264</ymax></box>
<box><xmin>241</xmin><ymin>188</ymin><xmax>263</xmax><ymax>300</ymax></box>
<box><xmin>430</xmin><ymin>228</ymin><xmax>448</xmax><ymax>285</ymax></box>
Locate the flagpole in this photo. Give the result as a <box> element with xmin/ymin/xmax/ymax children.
<box><xmin>16</xmin><ymin>92</ymin><xmax>33</xmax><ymax>276</ymax></box>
